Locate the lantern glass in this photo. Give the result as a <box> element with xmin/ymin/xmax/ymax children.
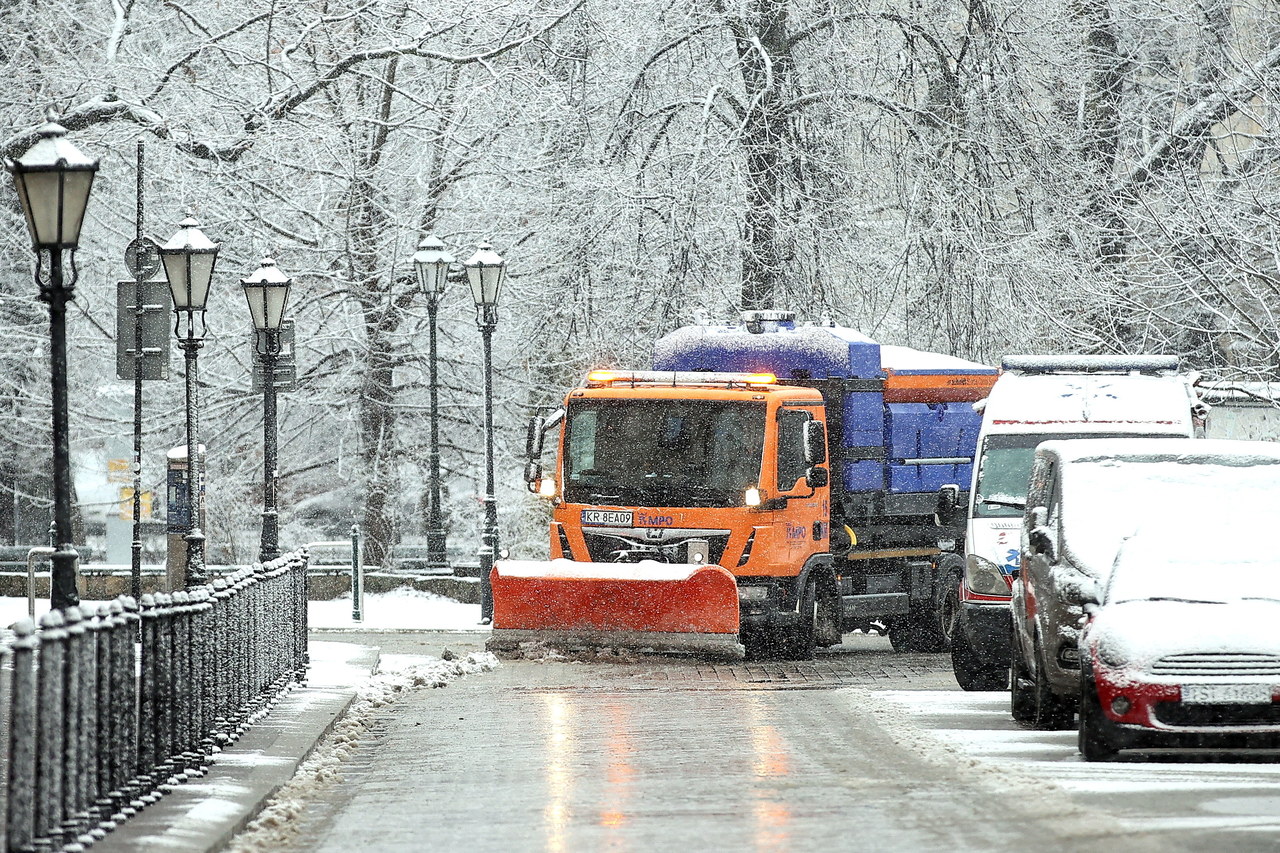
<box><xmin>463</xmin><ymin>242</ymin><xmax>506</xmax><ymax>308</ymax></box>
<box><xmin>413</xmin><ymin>235</ymin><xmax>453</xmax><ymax>296</ymax></box>
<box><xmin>161</xmin><ymin>217</ymin><xmax>219</xmax><ymax>311</ymax></box>
<box><xmin>241</xmin><ymin>257</ymin><xmax>292</xmax><ymax>331</ymax></box>
<box><xmin>5</xmin><ymin>121</ymin><xmax>98</xmax><ymax>249</ymax></box>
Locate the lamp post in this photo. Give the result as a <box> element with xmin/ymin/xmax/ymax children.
<box><xmin>412</xmin><ymin>235</ymin><xmax>454</xmax><ymax>571</ymax></box>
<box><xmin>160</xmin><ymin>216</ymin><xmax>219</xmax><ymax>588</ymax></box>
<box><xmin>464</xmin><ymin>241</ymin><xmax>505</xmax><ymax>623</ymax></box>
<box><xmin>4</xmin><ymin>116</ymin><xmax>98</xmax><ymax>611</ymax></box>
<box><xmin>241</xmin><ymin>257</ymin><xmax>292</xmax><ymax>564</ymax></box>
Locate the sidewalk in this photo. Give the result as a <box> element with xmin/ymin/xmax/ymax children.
<box><xmin>94</xmin><ymin>641</ymin><xmax>381</xmax><ymax>853</ymax></box>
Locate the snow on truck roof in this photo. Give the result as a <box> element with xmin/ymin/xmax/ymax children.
<box><xmin>1036</xmin><ymin>436</ymin><xmax>1280</xmax><ymax>465</ymax></box>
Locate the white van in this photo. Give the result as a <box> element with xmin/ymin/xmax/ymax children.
<box><xmin>943</xmin><ymin>356</ymin><xmax>1203</xmax><ymax>690</ymax></box>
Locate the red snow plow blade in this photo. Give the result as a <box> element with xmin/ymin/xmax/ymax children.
<box><xmin>487</xmin><ymin>559</ymin><xmax>743</xmax><ymax>658</ymax></box>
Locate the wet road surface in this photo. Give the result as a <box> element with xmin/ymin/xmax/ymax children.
<box><xmin>257</xmin><ymin>633</ymin><xmax>1214</xmax><ymax>853</ymax></box>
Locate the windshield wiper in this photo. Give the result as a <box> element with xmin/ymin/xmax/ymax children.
<box><xmin>1133</xmin><ymin>596</ymin><xmax>1224</xmax><ymax>605</ymax></box>
<box><xmin>980</xmin><ymin>498</ymin><xmax>1026</xmax><ymax>510</ymax></box>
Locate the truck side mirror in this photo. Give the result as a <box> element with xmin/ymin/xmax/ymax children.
<box><xmin>805</xmin><ymin>465</ymin><xmax>829</xmax><ymax>489</ymax></box>
<box><xmin>803</xmin><ymin>420</ymin><xmax>827</xmax><ymax>465</ymax></box>
<box><xmin>524</xmin><ymin>415</ymin><xmax>547</xmax><ymax>492</ymax></box>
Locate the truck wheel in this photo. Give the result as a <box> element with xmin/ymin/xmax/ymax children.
<box><xmin>780</xmin><ymin>578</ymin><xmax>817</xmax><ymax>660</ymax></box>
<box><xmin>1078</xmin><ymin>674</ymin><xmax>1119</xmax><ymax>761</ymax></box>
<box><xmin>1032</xmin><ymin>642</ymin><xmax>1075</xmax><ymax>730</ymax></box>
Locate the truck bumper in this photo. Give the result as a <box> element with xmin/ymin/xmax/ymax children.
<box><xmin>958</xmin><ymin>600</ymin><xmax>1011</xmax><ymax>665</ymax></box>
<box><xmin>740</xmin><ymin>608</ymin><xmax>800</xmax><ymax>633</ymax></box>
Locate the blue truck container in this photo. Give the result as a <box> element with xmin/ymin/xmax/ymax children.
<box><xmin>653</xmin><ymin>313</ymin><xmax>993</xmax><ymax>507</ymax></box>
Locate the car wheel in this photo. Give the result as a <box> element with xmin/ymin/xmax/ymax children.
<box><xmin>1078</xmin><ymin>675</ymin><xmax>1119</xmax><ymax>761</ymax></box>
<box><xmin>1010</xmin><ymin>631</ymin><xmax>1036</xmax><ymax>723</ymax></box>
<box><xmin>1032</xmin><ymin>641</ymin><xmax>1075</xmax><ymax>730</ymax></box>
<box><xmin>952</xmin><ymin>632</ymin><xmax>1009</xmax><ymax>691</ymax></box>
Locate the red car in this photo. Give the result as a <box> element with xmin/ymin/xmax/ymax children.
<box><xmin>1077</xmin><ymin>520</ymin><xmax>1280</xmax><ymax>760</ymax></box>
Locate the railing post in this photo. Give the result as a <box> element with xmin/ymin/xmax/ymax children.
<box><xmin>351</xmin><ymin>525</ymin><xmax>363</xmax><ymax>623</ymax></box>
<box><xmin>34</xmin><ymin>609</ymin><xmax>66</xmax><ymax>853</ymax></box>
<box><xmin>8</xmin><ymin>618</ymin><xmax>37</xmax><ymax>853</ymax></box>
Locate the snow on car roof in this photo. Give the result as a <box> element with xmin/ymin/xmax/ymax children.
<box><xmin>984</xmin><ymin>371</ymin><xmax>1194</xmax><ymax>433</ymax></box>
<box><xmin>1048</xmin><ymin>439</ymin><xmax>1280</xmax><ymax>578</ymax></box>
<box><xmin>1108</xmin><ymin>508</ymin><xmax>1280</xmax><ymax>605</ymax></box>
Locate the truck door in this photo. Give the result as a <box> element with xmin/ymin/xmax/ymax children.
<box><xmin>775</xmin><ymin>407</ymin><xmax>829</xmax><ymax>565</ymax></box>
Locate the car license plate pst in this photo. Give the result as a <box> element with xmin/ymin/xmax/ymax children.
<box><xmin>1182</xmin><ymin>683</ymin><xmax>1273</xmax><ymax>705</ymax></box>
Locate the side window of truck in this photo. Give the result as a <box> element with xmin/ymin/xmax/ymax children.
<box><xmin>777</xmin><ymin>408</ymin><xmax>810</xmax><ymax>490</ymax></box>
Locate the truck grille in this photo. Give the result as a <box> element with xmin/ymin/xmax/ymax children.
<box><xmin>581</xmin><ymin>530</ymin><xmax>730</xmax><ymax>565</ymax></box>
<box><xmin>1150</xmin><ymin>653</ymin><xmax>1280</xmax><ymax>677</ymax></box>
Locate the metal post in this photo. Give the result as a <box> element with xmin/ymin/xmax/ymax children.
<box><xmin>43</xmin><ymin>250</ymin><xmax>80</xmax><ymax>612</ymax></box>
<box><xmin>178</xmin><ymin>325</ymin><xmax>206</xmax><ymax>588</ymax></box>
<box><xmin>351</xmin><ymin>525</ymin><xmax>363</xmax><ymax>623</ymax></box>
<box><xmin>8</xmin><ymin>619</ymin><xmax>38</xmax><ymax>853</ymax></box>
<box><xmin>259</xmin><ymin>331</ymin><xmax>281</xmax><ymax>564</ymax></box>
<box><xmin>478</xmin><ymin>315</ymin><xmax>497</xmax><ymax>623</ymax></box>
<box><xmin>425</xmin><ymin>299</ymin><xmax>447</xmax><ymax>568</ymax></box>
<box><xmin>34</xmin><ymin>610</ymin><xmax>66</xmax><ymax>850</ymax></box>
<box><xmin>131</xmin><ymin>139</ymin><xmax>145</xmax><ymax>606</ymax></box>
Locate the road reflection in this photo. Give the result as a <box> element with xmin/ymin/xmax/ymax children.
<box><xmin>543</xmin><ymin>693</ymin><xmax>572</xmax><ymax>853</ymax></box>
<box><xmin>747</xmin><ymin>696</ymin><xmax>792</xmax><ymax>851</ymax></box>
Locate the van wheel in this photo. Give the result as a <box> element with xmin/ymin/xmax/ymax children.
<box><xmin>1032</xmin><ymin>642</ymin><xmax>1075</xmax><ymax>730</ymax></box>
<box><xmin>1078</xmin><ymin>675</ymin><xmax>1119</xmax><ymax>761</ymax></box>
<box><xmin>952</xmin><ymin>636</ymin><xmax>1008</xmax><ymax>691</ymax></box>
<box><xmin>1010</xmin><ymin>633</ymin><xmax>1036</xmax><ymax>723</ymax></box>
<box><xmin>888</xmin><ymin>608</ymin><xmax>945</xmax><ymax>653</ymax></box>
<box><xmin>936</xmin><ymin>573</ymin><xmax>963</xmax><ymax>652</ymax></box>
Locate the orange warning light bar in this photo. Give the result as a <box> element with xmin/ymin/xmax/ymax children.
<box><xmin>583</xmin><ymin>370</ymin><xmax>777</xmax><ymax>388</ymax></box>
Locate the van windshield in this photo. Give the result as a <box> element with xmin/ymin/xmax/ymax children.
<box><xmin>973</xmin><ymin>435</ymin><xmax>1042</xmax><ymax>517</ymax></box>
<box><xmin>974</xmin><ymin>432</ymin><xmax>1181</xmax><ymax>518</ymax></box>
<box><xmin>562</xmin><ymin>399</ymin><xmax>766</xmax><ymax>507</ymax></box>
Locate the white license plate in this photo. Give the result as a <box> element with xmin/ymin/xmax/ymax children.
<box><xmin>1182</xmin><ymin>683</ymin><xmax>1273</xmax><ymax>705</ymax></box>
<box><xmin>580</xmin><ymin>509</ymin><xmax>633</xmax><ymax>527</ymax></box>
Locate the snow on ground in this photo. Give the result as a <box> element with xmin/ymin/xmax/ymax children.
<box><xmin>864</xmin><ymin>689</ymin><xmax>1280</xmax><ymax>837</ymax></box>
<box><xmin>225</xmin><ymin>649</ymin><xmax>499</xmax><ymax>853</ymax></box>
<box><xmin>0</xmin><ymin>586</ymin><xmax>482</xmax><ymax>633</ymax></box>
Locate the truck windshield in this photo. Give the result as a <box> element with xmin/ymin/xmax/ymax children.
<box><xmin>974</xmin><ymin>432</ymin><xmax>1182</xmax><ymax>518</ymax></box>
<box><xmin>563</xmin><ymin>399</ymin><xmax>766</xmax><ymax>507</ymax></box>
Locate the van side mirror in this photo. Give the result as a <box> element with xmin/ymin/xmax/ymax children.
<box><xmin>805</xmin><ymin>465</ymin><xmax>829</xmax><ymax>488</ymax></box>
<box><xmin>803</xmin><ymin>420</ymin><xmax>827</xmax><ymax>465</ymax></box>
<box><xmin>1028</xmin><ymin>526</ymin><xmax>1056</xmax><ymax>562</ymax></box>
<box><xmin>935</xmin><ymin>484</ymin><xmax>960</xmax><ymax>525</ymax></box>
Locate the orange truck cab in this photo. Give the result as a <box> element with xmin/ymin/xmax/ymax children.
<box><xmin>496</xmin><ymin>311</ymin><xmax>996</xmax><ymax>660</ymax></box>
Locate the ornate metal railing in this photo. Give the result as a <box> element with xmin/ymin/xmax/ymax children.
<box><xmin>1</xmin><ymin>549</ymin><xmax>308</xmax><ymax>853</ymax></box>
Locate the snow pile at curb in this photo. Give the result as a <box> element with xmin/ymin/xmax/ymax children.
<box><xmin>226</xmin><ymin>651</ymin><xmax>498</xmax><ymax>852</ymax></box>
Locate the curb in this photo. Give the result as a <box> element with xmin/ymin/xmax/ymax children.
<box><xmin>93</xmin><ymin>642</ymin><xmax>380</xmax><ymax>853</ymax></box>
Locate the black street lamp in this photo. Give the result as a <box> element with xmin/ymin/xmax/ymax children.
<box><xmin>464</xmin><ymin>241</ymin><xmax>506</xmax><ymax>623</ymax></box>
<box><xmin>241</xmin><ymin>257</ymin><xmax>292</xmax><ymax>564</ymax></box>
<box><xmin>160</xmin><ymin>216</ymin><xmax>219</xmax><ymax>588</ymax></box>
<box><xmin>4</xmin><ymin>117</ymin><xmax>98</xmax><ymax>611</ymax></box>
<box><xmin>412</xmin><ymin>235</ymin><xmax>454</xmax><ymax>571</ymax></box>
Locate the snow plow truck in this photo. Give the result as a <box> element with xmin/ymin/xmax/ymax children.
<box><xmin>489</xmin><ymin>311</ymin><xmax>998</xmax><ymax>659</ymax></box>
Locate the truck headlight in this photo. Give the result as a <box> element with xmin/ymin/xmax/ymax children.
<box><xmin>965</xmin><ymin>556</ymin><xmax>1008</xmax><ymax>597</ymax></box>
<box><xmin>738</xmin><ymin>585</ymin><xmax>769</xmax><ymax>602</ymax></box>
